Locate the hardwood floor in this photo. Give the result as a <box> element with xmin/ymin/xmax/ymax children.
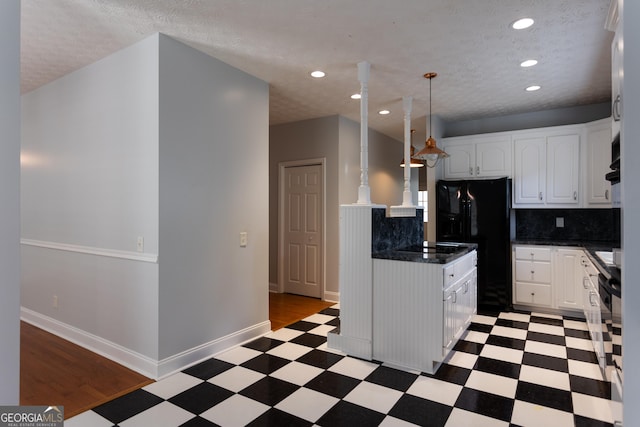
<box><xmin>20</xmin><ymin>292</ymin><xmax>334</xmax><ymax>418</ymax></box>
<box><xmin>20</xmin><ymin>321</ymin><xmax>154</xmax><ymax>419</ymax></box>
<box><xmin>269</xmin><ymin>292</ymin><xmax>335</xmax><ymax>330</ymax></box>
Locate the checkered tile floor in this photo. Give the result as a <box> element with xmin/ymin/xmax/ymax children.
<box><xmin>66</xmin><ymin>305</ymin><xmax>615</xmax><ymax>427</ymax></box>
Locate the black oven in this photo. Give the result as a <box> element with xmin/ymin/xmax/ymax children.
<box><xmin>598</xmin><ymin>273</ymin><xmax>622</xmax><ymax>379</ymax></box>
<box><xmin>598</xmin><ymin>274</ymin><xmax>613</xmax><ymax>373</ymax></box>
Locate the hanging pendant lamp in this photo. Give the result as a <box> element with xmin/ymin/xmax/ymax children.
<box><xmin>414</xmin><ymin>72</ymin><xmax>449</xmax><ymax>168</ymax></box>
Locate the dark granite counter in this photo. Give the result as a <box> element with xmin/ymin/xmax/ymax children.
<box><xmin>372</xmin><ymin>241</ymin><xmax>478</xmax><ymax>265</ymax></box>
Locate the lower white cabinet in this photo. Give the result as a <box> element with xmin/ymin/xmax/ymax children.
<box><xmin>373</xmin><ymin>251</ymin><xmax>477</xmax><ymax>373</ymax></box>
<box><xmin>512</xmin><ymin>244</ymin><xmax>584</xmax><ymax>312</ymax></box>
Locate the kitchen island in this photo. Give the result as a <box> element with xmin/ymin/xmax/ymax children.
<box><xmin>372</xmin><ymin>242</ymin><xmax>477</xmax><ymax>373</ymax></box>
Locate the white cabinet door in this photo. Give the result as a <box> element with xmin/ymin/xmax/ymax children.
<box><xmin>546</xmin><ymin>134</ymin><xmax>580</xmax><ymax>205</ymax></box>
<box><xmin>514</xmin><ymin>137</ymin><xmax>546</xmax><ymax>204</ymax></box>
<box><xmin>586</xmin><ymin>121</ymin><xmax>612</xmax><ymax>206</ymax></box>
<box><xmin>476</xmin><ymin>137</ymin><xmax>512</xmax><ymax>178</ymax></box>
<box><xmin>442</xmin><ymin>142</ymin><xmax>475</xmax><ymax>179</ymax></box>
<box><xmin>612</xmin><ymin>28</ymin><xmax>622</xmax><ymax>139</ymax></box>
<box><xmin>555</xmin><ymin>248</ymin><xmax>583</xmax><ymax>310</ymax></box>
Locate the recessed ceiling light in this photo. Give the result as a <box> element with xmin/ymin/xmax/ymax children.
<box><xmin>351</xmin><ymin>93</ymin><xmax>361</xmax><ymax>99</ymax></box>
<box><xmin>520</xmin><ymin>59</ymin><xmax>538</xmax><ymax>67</ymax></box>
<box><xmin>526</xmin><ymin>85</ymin><xmax>541</xmax><ymax>91</ymax></box>
<box><xmin>512</xmin><ymin>18</ymin><xmax>534</xmax><ymax>30</ymax></box>
<box><xmin>378</xmin><ymin>109</ymin><xmax>390</xmax><ymax>115</ymax></box>
<box><xmin>310</xmin><ymin>70</ymin><xmax>325</xmax><ymax>78</ymax></box>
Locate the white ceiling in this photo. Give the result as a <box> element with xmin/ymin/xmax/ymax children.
<box><xmin>20</xmin><ymin>0</ymin><xmax>614</xmax><ymax>141</ymax></box>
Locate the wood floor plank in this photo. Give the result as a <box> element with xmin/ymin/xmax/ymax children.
<box><xmin>20</xmin><ymin>292</ymin><xmax>335</xmax><ymax>418</ymax></box>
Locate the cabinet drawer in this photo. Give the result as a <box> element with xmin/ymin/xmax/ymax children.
<box><xmin>515</xmin><ymin>282</ymin><xmax>552</xmax><ymax>306</ymax></box>
<box><xmin>515</xmin><ymin>246</ymin><xmax>552</xmax><ymax>261</ymax></box>
<box><xmin>443</xmin><ymin>252</ymin><xmax>477</xmax><ymax>287</ymax></box>
<box><xmin>515</xmin><ymin>260</ymin><xmax>552</xmax><ymax>283</ymax></box>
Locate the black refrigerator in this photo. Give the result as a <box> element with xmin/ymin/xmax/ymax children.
<box><xmin>436</xmin><ymin>177</ymin><xmax>512</xmax><ymax>312</ymax></box>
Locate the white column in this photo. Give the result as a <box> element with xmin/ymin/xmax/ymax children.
<box><xmin>390</xmin><ymin>97</ymin><xmax>417</xmax><ymax>217</ymax></box>
<box><xmin>402</xmin><ymin>96</ymin><xmax>414</xmax><ymax>206</ymax></box>
<box><xmin>356</xmin><ymin>61</ymin><xmax>371</xmax><ymax>205</ymax></box>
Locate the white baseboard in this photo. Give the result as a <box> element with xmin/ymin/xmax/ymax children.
<box><xmin>21</xmin><ymin>307</ymin><xmax>272</xmax><ymax>380</ymax></box>
<box><xmin>323</xmin><ymin>291</ymin><xmax>339</xmax><ymax>303</ymax></box>
<box><xmin>269</xmin><ymin>282</ymin><xmax>279</xmax><ymax>293</ymax></box>
<box><xmin>156</xmin><ymin>320</ymin><xmax>272</xmax><ymax>380</ymax></box>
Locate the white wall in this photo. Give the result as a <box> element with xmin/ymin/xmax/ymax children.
<box><xmin>0</xmin><ymin>0</ymin><xmax>20</xmax><ymax>404</ymax></box>
<box><xmin>21</xmin><ymin>34</ymin><xmax>161</xmax><ymax>362</ymax></box>
<box><xmin>157</xmin><ymin>35</ymin><xmax>270</xmax><ymax>360</ymax></box>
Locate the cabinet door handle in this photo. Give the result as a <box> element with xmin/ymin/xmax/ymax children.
<box><xmin>573</xmin><ymin>191</ymin><xmax>577</xmax><ymax>201</ymax></box>
<box><xmin>605</xmin><ymin>189</ymin><xmax>609</xmax><ymax>200</ymax></box>
<box><xmin>476</xmin><ymin>166</ymin><xmax>480</xmax><ymax>175</ymax></box>
<box><xmin>539</xmin><ymin>192</ymin><xmax>543</xmax><ymax>201</ymax></box>
<box><xmin>613</xmin><ymin>94</ymin><xmax>622</xmax><ymax>121</ymax></box>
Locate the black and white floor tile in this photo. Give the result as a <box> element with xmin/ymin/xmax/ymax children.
<box><xmin>66</xmin><ymin>305</ymin><xmax>614</xmax><ymax>426</ymax></box>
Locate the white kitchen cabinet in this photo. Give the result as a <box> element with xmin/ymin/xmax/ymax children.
<box><xmin>373</xmin><ymin>250</ymin><xmax>477</xmax><ymax>373</ymax></box>
<box><xmin>611</xmin><ymin>26</ymin><xmax>622</xmax><ymax>139</ymax></box>
<box><xmin>513</xmin><ymin>245</ymin><xmax>553</xmax><ymax>307</ymax></box>
<box><xmin>513</xmin><ymin>128</ymin><xmax>580</xmax><ymax>207</ymax></box>
<box><xmin>555</xmin><ymin>248</ymin><xmax>583</xmax><ymax>310</ymax></box>
<box><xmin>513</xmin><ymin>244</ymin><xmax>596</xmax><ymax>314</ymax></box>
<box><xmin>585</xmin><ymin>119</ymin><xmax>613</xmax><ymax>207</ymax></box>
<box><xmin>513</xmin><ymin>137</ymin><xmax>546</xmax><ymax>205</ymax></box>
<box><xmin>441</xmin><ymin>135</ymin><xmax>512</xmax><ymax>179</ymax></box>
<box><xmin>547</xmin><ymin>134</ymin><xmax>580</xmax><ymax>204</ymax></box>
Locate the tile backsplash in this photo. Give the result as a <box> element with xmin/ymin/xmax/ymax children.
<box><xmin>515</xmin><ymin>208</ymin><xmax>619</xmax><ymax>243</ymax></box>
<box><xmin>371</xmin><ymin>208</ymin><xmax>424</xmax><ymax>253</ymax></box>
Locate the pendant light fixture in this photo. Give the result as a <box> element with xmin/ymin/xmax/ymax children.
<box><xmin>400</xmin><ymin>130</ymin><xmax>424</xmax><ymax>168</ymax></box>
<box><xmin>414</xmin><ymin>72</ymin><xmax>449</xmax><ymax>168</ymax></box>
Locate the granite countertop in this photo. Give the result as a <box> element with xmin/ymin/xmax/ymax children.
<box><xmin>372</xmin><ymin>241</ymin><xmax>478</xmax><ymax>265</ymax></box>
<box><xmin>511</xmin><ymin>239</ymin><xmax>621</xmax><ymax>285</ymax></box>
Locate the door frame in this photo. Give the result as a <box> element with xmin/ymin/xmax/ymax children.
<box><xmin>278</xmin><ymin>158</ymin><xmax>327</xmax><ymax>299</ymax></box>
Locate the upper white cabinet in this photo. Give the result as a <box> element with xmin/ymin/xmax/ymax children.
<box><xmin>513</xmin><ymin>127</ymin><xmax>580</xmax><ymax>207</ymax></box>
<box><xmin>585</xmin><ymin>119</ymin><xmax>613</xmax><ymax>207</ymax></box>
<box><xmin>546</xmin><ymin>133</ymin><xmax>580</xmax><ymax>204</ymax></box>
<box><xmin>441</xmin><ymin>135</ymin><xmax>512</xmax><ymax>179</ymax></box>
<box><xmin>514</xmin><ymin>136</ymin><xmax>546</xmax><ymax>205</ymax></box>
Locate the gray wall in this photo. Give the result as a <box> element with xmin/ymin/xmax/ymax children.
<box><xmin>158</xmin><ymin>35</ymin><xmax>269</xmax><ymax>359</ymax></box>
<box><xmin>21</xmin><ymin>35</ymin><xmax>161</xmax><ymax>360</ymax></box>
<box><xmin>270</xmin><ymin>115</ymin><xmax>414</xmax><ymax>296</ymax></box>
<box><xmin>0</xmin><ymin>0</ymin><xmax>20</xmax><ymax>404</ymax></box>
<box><xmin>444</xmin><ymin>102</ymin><xmax>611</xmax><ymax>137</ymax></box>
<box><xmin>269</xmin><ymin>116</ymin><xmax>340</xmax><ymax>296</ymax></box>
<box><xmin>21</xmin><ymin>33</ymin><xmax>270</xmax><ymax>377</ymax></box>
<box><xmin>623</xmin><ymin>2</ymin><xmax>639</xmax><ymax>424</ymax></box>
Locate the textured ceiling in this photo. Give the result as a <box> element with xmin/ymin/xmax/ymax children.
<box><xmin>20</xmin><ymin>0</ymin><xmax>614</xmax><ymax>141</ymax></box>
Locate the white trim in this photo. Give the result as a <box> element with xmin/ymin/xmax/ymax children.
<box><xmin>323</xmin><ymin>291</ymin><xmax>340</xmax><ymax>303</ymax></box>
<box><xmin>20</xmin><ymin>238</ymin><xmax>158</xmax><ymax>263</ymax></box>
<box><xmin>21</xmin><ymin>307</ymin><xmax>159</xmax><ymax>378</ymax></box>
<box><xmin>269</xmin><ymin>282</ymin><xmax>279</xmax><ymax>293</ymax></box>
<box><xmin>278</xmin><ymin>158</ymin><xmax>327</xmax><ymax>297</ymax></box>
<box><xmin>156</xmin><ymin>320</ymin><xmax>272</xmax><ymax>380</ymax></box>
<box><xmin>21</xmin><ymin>307</ymin><xmax>272</xmax><ymax>380</ymax></box>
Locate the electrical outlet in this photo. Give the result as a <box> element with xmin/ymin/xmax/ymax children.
<box><xmin>53</xmin><ymin>295</ymin><xmax>58</xmax><ymax>309</ymax></box>
<box><xmin>556</xmin><ymin>217</ymin><xmax>565</xmax><ymax>228</ymax></box>
<box><xmin>137</xmin><ymin>236</ymin><xmax>144</xmax><ymax>252</ymax></box>
<box><xmin>240</xmin><ymin>232</ymin><xmax>248</xmax><ymax>247</ymax></box>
